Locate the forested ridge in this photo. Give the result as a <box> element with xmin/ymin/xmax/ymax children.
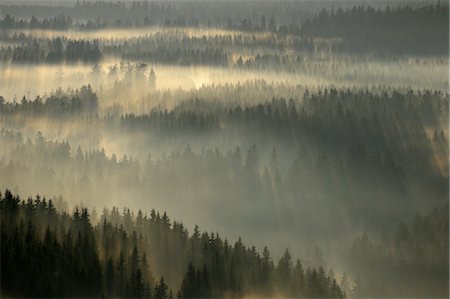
<box><xmin>0</xmin><ymin>85</ymin><xmax>98</xmax><ymax>116</ymax></box>
<box><xmin>302</xmin><ymin>4</ymin><xmax>449</xmax><ymax>55</ymax></box>
<box><xmin>1</xmin><ymin>190</ymin><xmax>447</xmax><ymax>298</ymax></box>
<box><xmin>0</xmin><ymin>37</ymin><xmax>102</xmax><ymax>64</ymax></box>
<box><xmin>0</xmin><ymin>86</ymin><xmax>447</xmax><ymax>240</ymax></box>
<box><xmin>1</xmin><ymin>190</ymin><xmax>344</xmax><ymax>298</ymax></box>
<box><xmin>1</xmin><ymin>3</ymin><xmax>448</xmax><ymax>66</ymax></box>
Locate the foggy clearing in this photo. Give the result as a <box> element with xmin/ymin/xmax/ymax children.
<box><xmin>1</xmin><ymin>55</ymin><xmax>447</xmax><ymax>101</ymax></box>
<box><xmin>1</xmin><ymin>27</ymin><xmax>273</xmax><ymax>41</ymax></box>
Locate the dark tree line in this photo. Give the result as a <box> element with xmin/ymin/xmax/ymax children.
<box><xmin>120</xmin><ymin>88</ymin><xmax>448</xmax><ymax>177</ymax></box>
<box><xmin>0</xmin><ymin>14</ymin><xmax>109</xmax><ymax>31</ymax></box>
<box><xmin>0</xmin><ymin>37</ymin><xmax>102</xmax><ymax>63</ymax></box>
<box><xmin>2</xmin><ymin>3</ymin><xmax>447</xmax><ymax>57</ymax></box>
<box><xmin>0</xmin><ymin>190</ymin><xmax>169</xmax><ymax>298</ymax></box>
<box><xmin>0</xmin><ymin>85</ymin><xmax>98</xmax><ymax>117</ymax></box>
<box><xmin>301</xmin><ymin>4</ymin><xmax>449</xmax><ymax>56</ymax></box>
<box><xmin>3</xmin><ymin>3</ymin><xmax>446</xmax><ymax>68</ymax></box>
<box><xmin>0</xmin><ymin>14</ymin><xmax>74</xmax><ymax>30</ymax></box>
<box><xmin>0</xmin><ymin>1</ymin><xmax>315</xmax><ymax>31</ymax></box>
<box><xmin>0</xmin><ymin>190</ymin><xmax>344</xmax><ymax>298</ymax></box>
<box><xmin>1</xmin><ymin>32</ymin><xmax>317</xmax><ymax>68</ymax></box>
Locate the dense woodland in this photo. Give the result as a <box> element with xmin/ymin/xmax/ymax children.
<box><xmin>0</xmin><ymin>86</ymin><xmax>447</xmax><ymax>255</ymax></box>
<box><xmin>1</xmin><ymin>190</ymin><xmax>344</xmax><ymax>298</ymax></box>
<box><xmin>302</xmin><ymin>4</ymin><xmax>449</xmax><ymax>55</ymax></box>
<box><xmin>0</xmin><ymin>3</ymin><xmax>448</xmax><ymax>66</ymax></box>
<box><xmin>0</xmin><ymin>1</ymin><xmax>324</xmax><ymax>30</ymax></box>
<box><xmin>0</xmin><ymin>1</ymin><xmax>448</xmax><ymax>298</ymax></box>
<box><xmin>0</xmin><ymin>33</ymin><xmax>315</xmax><ymax>67</ymax></box>
<box><xmin>0</xmin><ymin>37</ymin><xmax>102</xmax><ymax>63</ymax></box>
<box><xmin>0</xmin><ymin>85</ymin><xmax>98</xmax><ymax>116</ymax></box>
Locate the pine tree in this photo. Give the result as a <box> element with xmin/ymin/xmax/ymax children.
<box><xmin>154</xmin><ymin>277</ymin><xmax>170</xmax><ymax>298</ymax></box>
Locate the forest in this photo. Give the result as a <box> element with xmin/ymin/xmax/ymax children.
<box><xmin>0</xmin><ymin>1</ymin><xmax>448</xmax><ymax>298</ymax></box>
<box><xmin>1</xmin><ymin>190</ymin><xmax>345</xmax><ymax>298</ymax></box>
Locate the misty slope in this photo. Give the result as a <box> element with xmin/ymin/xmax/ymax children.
<box><xmin>0</xmin><ymin>190</ymin><xmax>344</xmax><ymax>298</ymax></box>
<box><xmin>0</xmin><ymin>86</ymin><xmax>448</xmax><ymax>260</ymax></box>
<box><xmin>1</xmin><ymin>191</ymin><xmax>447</xmax><ymax>298</ymax></box>
<box><xmin>348</xmin><ymin>204</ymin><xmax>449</xmax><ymax>298</ymax></box>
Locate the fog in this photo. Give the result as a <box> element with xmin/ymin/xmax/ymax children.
<box><xmin>1</xmin><ymin>63</ymin><xmax>447</xmax><ymax>260</ymax></box>
<box><xmin>2</xmin><ymin>27</ymin><xmax>271</xmax><ymax>41</ymax></box>
<box><xmin>1</xmin><ymin>21</ymin><xmax>448</xmax><ymax>261</ymax></box>
<box><xmin>0</xmin><ymin>1</ymin><xmax>448</xmax><ymax>298</ymax></box>
<box><xmin>1</xmin><ymin>55</ymin><xmax>447</xmax><ymax>101</ymax></box>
